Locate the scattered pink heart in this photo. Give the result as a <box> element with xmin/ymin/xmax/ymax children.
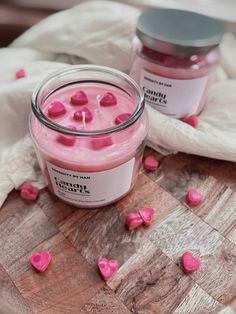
<box><xmin>48</xmin><ymin>101</ymin><xmax>67</xmax><ymax>118</ymax></box>
<box><xmin>70</xmin><ymin>90</ymin><xmax>88</xmax><ymax>105</ymax></box>
<box><xmin>115</xmin><ymin>113</ymin><xmax>131</xmax><ymax>125</ymax></box>
<box><xmin>126</xmin><ymin>213</ymin><xmax>143</xmax><ymax>230</ymax></box>
<box><xmin>73</xmin><ymin>107</ymin><xmax>93</xmax><ymax>122</ymax></box>
<box><xmin>143</xmin><ymin>155</ymin><xmax>158</xmax><ymax>171</ymax></box>
<box><xmin>30</xmin><ymin>251</ymin><xmax>52</xmax><ymax>272</ymax></box>
<box><xmin>15</xmin><ymin>68</ymin><xmax>26</xmax><ymax>79</ymax></box>
<box><xmin>181</xmin><ymin>251</ymin><xmax>201</xmax><ymax>273</ymax></box>
<box><xmin>91</xmin><ymin>136</ymin><xmax>113</xmax><ymax>150</ymax></box>
<box><xmin>20</xmin><ymin>183</ymin><xmax>39</xmax><ymax>201</ymax></box>
<box><xmin>100</xmin><ymin>92</ymin><xmax>117</xmax><ymax>106</ymax></box>
<box><xmin>138</xmin><ymin>207</ymin><xmax>154</xmax><ymax>226</ymax></box>
<box><xmin>186</xmin><ymin>188</ymin><xmax>205</xmax><ymax>206</ymax></box>
<box><xmin>182</xmin><ymin>115</ymin><xmax>198</xmax><ymax>128</ymax></box>
<box><xmin>57</xmin><ymin>125</ymin><xmax>77</xmax><ymax>146</ymax></box>
<box><xmin>98</xmin><ymin>258</ymin><xmax>119</xmax><ymax>280</ymax></box>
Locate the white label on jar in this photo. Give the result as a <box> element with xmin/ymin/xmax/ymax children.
<box><xmin>140</xmin><ymin>69</ymin><xmax>208</xmax><ymax>118</ymax></box>
<box><xmin>46</xmin><ymin>159</ymin><xmax>135</xmax><ymax>206</ymax></box>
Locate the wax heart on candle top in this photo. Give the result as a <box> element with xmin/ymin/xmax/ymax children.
<box><xmin>70</xmin><ymin>90</ymin><xmax>88</xmax><ymax>105</ymax></box>
<box><xmin>183</xmin><ymin>115</ymin><xmax>198</xmax><ymax>128</ymax></box>
<box><xmin>30</xmin><ymin>251</ymin><xmax>52</xmax><ymax>272</ymax></box>
<box><xmin>115</xmin><ymin>113</ymin><xmax>132</xmax><ymax>125</ymax></box>
<box><xmin>126</xmin><ymin>213</ymin><xmax>143</xmax><ymax>230</ymax></box>
<box><xmin>20</xmin><ymin>183</ymin><xmax>39</xmax><ymax>201</ymax></box>
<box><xmin>98</xmin><ymin>258</ymin><xmax>119</xmax><ymax>280</ymax></box>
<box><xmin>73</xmin><ymin>107</ymin><xmax>93</xmax><ymax>122</ymax></box>
<box><xmin>143</xmin><ymin>155</ymin><xmax>158</xmax><ymax>171</ymax></box>
<box><xmin>186</xmin><ymin>188</ymin><xmax>205</xmax><ymax>206</ymax></box>
<box><xmin>15</xmin><ymin>68</ymin><xmax>26</xmax><ymax>79</ymax></box>
<box><xmin>138</xmin><ymin>207</ymin><xmax>154</xmax><ymax>225</ymax></box>
<box><xmin>48</xmin><ymin>101</ymin><xmax>67</xmax><ymax>118</ymax></box>
<box><xmin>91</xmin><ymin>136</ymin><xmax>113</xmax><ymax>150</ymax></box>
<box><xmin>57</xmin><ymin>125</ymin><xmax>77</xmax><ymax>146</ymax></box>
<box><xmin>100</xmin><ymin>92</ymin><xmax>117</xmax><ymax>106</ymax></box>
<box><xmin>181</xmin><ymin>252</ymin><xmax>201</xmax><ymax>273</ymax></box>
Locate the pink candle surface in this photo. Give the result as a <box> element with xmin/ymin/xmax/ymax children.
<box><xmin>30</xmin><ymin>66</ymin><xmax>147</xmax><ymax>208</ymax></box>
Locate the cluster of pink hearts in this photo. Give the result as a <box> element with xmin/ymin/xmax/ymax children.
<box><xmin>15</xmin><ymin>68</ymin><xmax>199</xmax><ymax>129</ymax></box>
<box><xmin>20</xmin><ymin>154</ymin><xmax>204</xmax><ymax>279</ymax></box>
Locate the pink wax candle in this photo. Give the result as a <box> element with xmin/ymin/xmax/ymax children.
<box><xmin>30</xmin><ymin>65</ymin><xmax>148</xmax><ymax>208</ymax></box>
<box><xmin>130</xmin><ymin>8</ymin><xmax>224</xmax><ymax>119</ymax></box>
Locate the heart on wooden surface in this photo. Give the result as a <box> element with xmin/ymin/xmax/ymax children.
<box><xmin>30</xmin><ymin>251</ymin><xmax>52</xmax><ymax>272</ymax></box>
<box><xmin>181</xmin><ymin>252</ymin><xmax>201</xmax><ymax>273</ymax></box>
<box><xmin>186</xmin><ymin>188</ymin><xmax>205</xmax><ymax>206</ymax></box>
<box><xmin>98</xmin><ymin>258</ymin><xmax>118</xmax><ymax>280</ymax></box>
<box><xmin>138</xmin><ymin>207</ymin><xmax>154</xmax><ymax>225</ymax></box>
<box><xmin>126</xmin><ymin>213</ymin><xmax>143</xmax><ymax>231</ymax></box>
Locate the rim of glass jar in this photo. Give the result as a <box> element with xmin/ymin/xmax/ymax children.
<box><xmin>31</xmin><ymin>65</ymin><xmax>145</xmax><ymax>137</ymax></box>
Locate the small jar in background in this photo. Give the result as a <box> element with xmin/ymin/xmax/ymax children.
<box><xmin>130</xmin><ymin>8</ymin><xmax>224</xmax><ymax>119</ymax></box>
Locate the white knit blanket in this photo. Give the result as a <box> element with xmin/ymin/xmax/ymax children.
<box><xmin>0</xmin><ymin>1</ymin><xmax>236</xmax><ymax>207</ymax></box>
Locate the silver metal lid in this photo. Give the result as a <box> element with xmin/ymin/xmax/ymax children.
<box><xmin>136</xmin><ymin>8</ymin><xmax>224</xmax><ymax>56</ymax></box>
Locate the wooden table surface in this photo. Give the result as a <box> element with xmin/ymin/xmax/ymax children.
<box><xmin>1</xmin><ymin>148</ymin><xmax>236</xmax><ymax>314</ymax></box>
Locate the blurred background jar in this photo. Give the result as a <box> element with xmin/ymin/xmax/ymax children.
<box><xmin>130</xmin><ymin>8</ymin><xmax>224</xmax><ymax>119</ymax></box>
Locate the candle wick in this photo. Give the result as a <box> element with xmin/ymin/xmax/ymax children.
<box><xmin>82</xmin><ymin>111</ymin><xmax>86</xmax><ymax>129</ymax></box>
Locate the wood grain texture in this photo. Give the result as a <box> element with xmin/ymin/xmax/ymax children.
<box><xmin>14</xmin><ymin>237</ymin><xmax>103</xmax><ymax>313</ymax></box>
<box><xmin>149</xmin><ymin>205</ymin><xmax>224</xmax><ymax>263</ymax></box>
<box><xmin>108</xmin><ymin>239</ymin><xmax>194</xmax><ymax>314</ymax></box>
<box><xmin>80</xmin><ymin>287</ymin><xmax>131</xmax><ymax>314</ymax></box>
<box><xmin>0</xmin><ymin>264</ymin><xmax>32</xmax><ymax>314</ymax></box>
<box><xmin>173</xmin><ymin>284</ymin><xmax>223</xmax><ymax>314</ymax></box>
<box><xmin>1</xmin><ymin>148</ymin><xmax>236</xmax><ymax>313</ymax></box>
<box><xmin>67</xmin><ymin>205</ymin><xmax>148</xmax><ymax>268</ymax></box>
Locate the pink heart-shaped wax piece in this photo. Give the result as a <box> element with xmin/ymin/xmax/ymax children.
<box><xmin>48</xmin><ymin>101</ymin><xmax>67</xmax><ymax>118</ymax></box>
<box><xmin>73</xmin><ymin>107</ymin><xmax>93</xmax><ymax>122</ymax></box>
<box><xmin>98</xmin><ymin>258</ymin><xmax>119</xmax><ymax>280</ymax></box>
<box><xmin>182</xmin><ymin>115</ymin><xmax>198</xmax><ymax>128</ymax></box>
<box><xmin>91</xmin><ymin>136</ymin><xmax>113</xmax><ymax>150</ymax></box>
<box><xmin>138</xmin><ymin>207</ymin><xmax>154</xmax><ymax>226</ymax></box>
<box><xmin>100</xmin><ymin>92</ymin><xmax>117</xmax><ymax>107</ymax></box>
<box><xmin>20</xmin><ymin>183</ymin><xmax>39</xmax><ymax>201</ymax></box>
<box><xmin>143</xmin><ymin>155</ymin><xmax>159</xmax><ymax>171</ymax></box>
<box><xmin>114</xmin><ymin>113</ymin><xmax>132</xmax><ymax>125</ymax></box>
<box><xmin>70</xmin><ymin>91</ymin><xmax>88</xmax><ymax>105</ymax></box>
<box><xmin>57</xmin><ymin>125</ymin><xmax>77</xmax><ymax>146</ymax></box>
<box><xmin>181</xmin><ymin>252</ymin><xmax>201</xmax><ymax>273</ymax></box>
<box><xmin>186</xmin><ymin>188</ymin><xmax>205</xmax><ymax>206</ymax></box>
<box><xmin>15</xmin><ymin>68</ymin><xmax>26</xmax><ymax>79</ymax></box>
<box><xmin>125</xmin><ymin>213</ymin><xmax>143</xmax><ymax>231</ymax></box>
<box><xmin>30</xmin><ymin>251</ymin><xmax>52</xmax><ymax>272</ymax></box>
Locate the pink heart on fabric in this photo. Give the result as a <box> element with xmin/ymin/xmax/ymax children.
<box><xmin>100</xmin><ymin>92</ymin><xmax>117</xmax><ymax>106</ymax></box>
<box><xmin>181</xmin><ymin>252</ymin><xmax>201</xmax><ymax>273</ymax></box>
<box><xmin>182</xmin><ymin>115</ymin><xmax>198</xmax><ymax>128</ymax></box>
<box><xmin>48</xmin><ymin>101</ymin><xmax>67</xmax><ymax>118</ymax></box>
<box><xmin>30</xmin><ymin>251</ymin><xmax>52</xmax><ymax>272</ymax></box>
<box><xmin>20</xmin><ymin>183</ymin><xmax>39</xmax><ymax>201</ymax></box>
<box><xmin>126</xmin><ymin>213</ymin><xmax>143</xmax><ymax>231</ymax></box>
<box><xmin>73</xmin><ymin>107</ymin><xmax>93</xmax><ymax>122</ymax></box>
<box><xmin>186</xmin><ymin>188</ymin><xmax>205</xmax><ymax>206</ymax></box>
<box><xmin>15</xmin><ymin>68</ymin><xmax>26</xmax><ymax>79</ymax></box>
<box><xmin>70</xmin><ymin>91</ymin><xmax>88</xmax><ymax>105</ymax></box>
<box><xmin>91</xmin><ymin>136</ymin><xmax>113</xmax><ymax>150</ymax></box>
<box><xmin>143</xmin><ymin>155</ymin><xmax>158</xmax><ymax>171</ymax></box>
<box><xmin>57</xmin><ymin>125</ymin><xmax>77</xmax><ymax>146</ymax></box>
<box><xmin>115</xmin><ymin>113</ymin><xmax>131</xmax><ymax>125</ymax></box>
<box><xmin>138</xmin><ymin>207</ymin><xmax>154</xmax><ymax>226</ymax></box>
<box><xmin>98</xmin><ymin>258</ymin><xmax>119</xmax><ymax>280</ymax></box>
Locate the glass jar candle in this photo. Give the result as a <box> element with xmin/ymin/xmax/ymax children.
<box><xmin>30</xmin><ymin>65</ymin><xmax>147</xmax><ymax>208</ymax></box>
<box><xmin>130</xmin><ymin>8</ymin><xmax>224</xmax><ymax>119</ymax></box>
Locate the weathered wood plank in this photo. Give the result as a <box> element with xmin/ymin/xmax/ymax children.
<box><xmin>80</xmin><ymin>287</ymin><xmax>131</xmax><ymax>314</ymax></box>
<box><xmin>108</xmin><ymin>239</ymin><xmax>194</xmax><ymax>314</ymax></box>
<box><xmin>14</xmin><ymin>238</ymin><xmax>103</xmax><ymax>313</ymax></box>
